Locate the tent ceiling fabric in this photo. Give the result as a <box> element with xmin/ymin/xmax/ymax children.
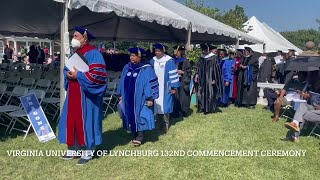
<box><xmin>69</xmin><ymin>0</ymin><xmax>262</xmax><ymax>44</ymax></box>
<box><xmin>240</xmin><ymin>16</ymin><xmax>302</xmax><ymax>53</ymax></box>
<box><xmin>0</xmin><ymin>0</ymin><xmax>63</xmax><ymax>38</ymax></box>
<box><xmin>1</xmin><ymin>0</ymin><xmax>262</xmax><ymax>44</ymax></box>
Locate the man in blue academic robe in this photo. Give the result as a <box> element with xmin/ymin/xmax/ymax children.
<box><xmin>117</xmin><ymin>47</ymin><xmax>159</xmax><ymax>146</ymax></box>
<box><xmin>150</xmin><ymin>44</ymin><xmax>180</xmax><ymax>133</ymax></box>
<box><xmin>221</xmin><ymin>50</ymin><xmax>236</xmax><ymax>106</ymax></box>
<box><xmin>58</xmin><ymin>27</ymin><xmax>107</xmax><ymax>165</ymax></box>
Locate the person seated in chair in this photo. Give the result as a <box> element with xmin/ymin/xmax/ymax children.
<box><xmin>272</xmin><ymin>72</ymin><xmax>308</xmax><ymax>122</ymax></box>
<box><xmin>283</xmin><ymin>78</ymin><xmax>320</xmax><ymax>142</ymax></box>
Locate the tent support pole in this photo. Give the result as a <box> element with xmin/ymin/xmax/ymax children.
<box><xmin>235</xmin><ymin>35</ymin><xmax>240</xmax><ymax>49</ymax></box>
<box><xmin>60</xmin><ymin>0</ymin><xmax>69</xmax><ymax>114</ymax></box>
<box><xmin>186</xmin><ymin>23</ymin><xmax>192</xmax><ymax>51</ymax></box>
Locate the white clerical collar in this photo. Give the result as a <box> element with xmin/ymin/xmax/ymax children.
<box><xmin>201</xmin><ymin>52</ymin><xmax>215</xmax><ymax>58</ymax></box>
<box><xmin>153</xmin><ymin>55</ymin><xmax>172</xmax><ymax>63</ymax></box>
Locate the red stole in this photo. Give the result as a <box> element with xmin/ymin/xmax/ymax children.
<box><xmin>232</xmin><ymin>57</ymin><xmax>241</xmax><ymax>99</ymax></box>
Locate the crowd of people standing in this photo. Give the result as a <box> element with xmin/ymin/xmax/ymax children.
<box><xmin>2</xmin><ymin>44</ymin><xmax>59</xmax><ymax>66</ymax></box>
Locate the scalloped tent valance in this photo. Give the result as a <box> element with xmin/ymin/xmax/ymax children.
<box><xmin>0</xmin><ymin>0</ymin><xmax>262</xmax><ymax>44</ymax></box>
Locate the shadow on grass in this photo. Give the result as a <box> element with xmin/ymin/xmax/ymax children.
<box><xmin>145</xmin><ymin>109</ymin><xmax>194</xmax><ymax>143</ymax></box>
<box><xmin>96</xmin><ymin>128</ymin><xmax>132</xmax><ymax>155</ymax></box>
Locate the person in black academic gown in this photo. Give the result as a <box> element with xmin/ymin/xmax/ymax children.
<box><xmin>172</xmin><ymin>45</ymin><xmax>192</xmax><ymax>118</ymax></box>
<box><xmin>236</xmin><ymin>47</ymin><xmax>259</xmax><ymax>108</ymax></box>
<box><xmin>258</xmin><ymin>53</ymin><xmax>273</xmax><ymax>83</ymax></box>
<box><xmin>275</xmin><ymin>50</ymin><xmax>285</xmax><ymax>83</ymax></box>
<box><xmin>283</xmin><ymin>49</ymin><xmax>297</xmax><ymax>84</ymax></box>
<box><xmin>195</xmin><ymin>43</ymin><xmax>222</xmax><ymax>114</ymax></box>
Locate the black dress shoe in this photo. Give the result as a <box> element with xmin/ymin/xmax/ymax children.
<box><xmin>77</xmin><ymin>158</ymin><xmax>92</xmax><ymax>165</ymax></box>
<box><xmin>60</xmin><ymin>154</ymin><xmax>80</xmax><ymax>160</ymax></box>
<box><xmin>182</xmin><ymin>112</ymin><xmax>189</xmax><ymax>117</ymax></box>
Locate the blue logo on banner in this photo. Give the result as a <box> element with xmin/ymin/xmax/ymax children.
<box><xmin>20</xmin><ymin>94</ymin><xmax>56</xmax><ymax>142</ymax></box>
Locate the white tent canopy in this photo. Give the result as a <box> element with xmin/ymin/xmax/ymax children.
<box><xmin>0</xmin><ymin>0</ymin><xmax>262</xmax><ymax>44</ymax></box>
<box><xmin>240</xmin><ymin>16</ymin><xmax>302</xmax><ymax>53</ymax></box>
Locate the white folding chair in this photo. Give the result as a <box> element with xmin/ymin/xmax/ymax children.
<box><xmin>8</xmin><ymin>89</ymin><xmax>46</xmax><ymax>139</ymax></box>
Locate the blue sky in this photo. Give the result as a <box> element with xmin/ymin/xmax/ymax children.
<box><xmin>177</xmin><ymin>0</ymin><xmax>320</xmax><ymax>32</ymax></box>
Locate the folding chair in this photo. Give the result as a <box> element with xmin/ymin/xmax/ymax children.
<box><xmin>43</xmin><ymin>83</ymin><xmax>60</xmax><ymax>121</ymax></box>
<box><xmin>0</xmin><ymin>83</ymin><xmax>7</xmax><ymax>104</ymax></box>
<box><xmin>6</xmin><ymin>69</ymin><xmax>19</xmax><ymax>78</ymax></box>
<box><xmin>8</xmin><ymin>89</ymin><xmax>46</xmax><ymax>139</ymax></box>
<box><xmin>0</xmin><ymin>84</ymin><xmax>8</xmax><ymax>128</ymax></box>
<box><xmin>19</xmin><ymin>70</ymin><xmax>31</xmax><ymax>78</ymax></box>
<box><xmin>19</xmin><ymin>63</ymin><xmax>27</xmax><ymax>70</ymax></box>
<box><xmin>20</xmin><ymin>78</ymin><xmax>36</xmax><ymax>89</ymax></box>
<box><xmin>29</xmin><ymin>63</ymin><xmax>38</xmax><ymax>71</ymax></box>
<box><xmin>5</xmin><ymin>76</ymin><xmax>20</xmax><ymax>87</ymax></box>
<box><xmin>30</xmin><ymin>70</ymin><xmax>42</xmax><ymax>80</ymax></box>
<box><xmin>0</xmin><ymin>86</ymin><xmax>28</xmax><ymax>132</ymax></box>
<box><xmin>4</xmin><ymin>76</ymin><xmax>21</xmax><ymax>95</ymax></box>
<box><xmin>112</xmin><ymin>78</ymin><xmax>121</xmax><ymax>85</ymax></box>
<box><xmin>280</xmin><ymin>105</ymin><xmax>294</xmax><ymax>120</ymax></box>
<box><xmin>103</xmin><ymin>82</ymin><xmax>118</xmax><ymax>116</ymax></box>
<box><xmin>0</xmin><ymin>63</ymin><xmax>8</xmax><ymax>71</ymax></box>
<box><xmin>34</xmin><ymin>79</ymin><xmax>51</xmax><ymax>96</ymax></box>
<box><xmin>309</xmin><ymin>122</ymin><xmax>320</xmax><ymax>137</ymax></box>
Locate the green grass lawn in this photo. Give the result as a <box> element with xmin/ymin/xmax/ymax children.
<box><xmin>0</xmin><ymin>105</ymin><xmax>319</xmax><ymax>179</ymax></box>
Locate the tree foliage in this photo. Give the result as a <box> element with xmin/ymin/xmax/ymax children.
<box><xmin>281</xmin><ymin>29</ymin><xmax>320</xmax><ymax>50</ymax></box>
<box><xmin>316</xmin><ymin>18</ymin><xmax>320</xmax><ymax>30</ymax></box>
<box><xmin>185</xmin><ymin>0</ymin><xmax>248</xmax><ymax>30</ymax></box>
<box><xmin>220</xmin><ymin>5</ymin><xmax>248</xmax><ymax>31</ymax></box>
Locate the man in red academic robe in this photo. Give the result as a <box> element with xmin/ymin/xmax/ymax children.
<box><xmin>58</xmin><ymin>27</ymin><xmax>107</xmax><ymax>165</ymax></box>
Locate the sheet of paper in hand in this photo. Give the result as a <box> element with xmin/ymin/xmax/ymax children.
<box><xmin>274</xmin><ymin>56</ymin><xmax>284</xmax><ymax>65</ymax></box>
<box><xmin>285</xmin><ymin>91</ymin><xmax>300</xmax><ymax>101</ymax></box>
<box><xmin>310</xmin><ymin>91</ymin><xmax>320</xmax><ymax>106</ymax></box>
<box><xmin>65</xmin><ymin>52</ymin><xmax>89</xmax><ymax>72</ymax></box>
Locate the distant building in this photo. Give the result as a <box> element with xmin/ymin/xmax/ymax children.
<box><xmin>0</xmin><ymin>35</ymin><xmax>53</xmax><ymax>55</ymax></box>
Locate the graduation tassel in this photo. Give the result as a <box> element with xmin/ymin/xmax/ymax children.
<box><xmin>176</xmin><ymin>45</ymin><xmax>180</xmax><ymax>52</ymax></box>
<box><xmin>83</xmin><ymin>30</ymin><xmax>88</xmax><ymax>41</ymax></box>
<box><xmin>137</xmin><ymin>47</ymin><xmax>141</xmax><ymax>57</ymax></box>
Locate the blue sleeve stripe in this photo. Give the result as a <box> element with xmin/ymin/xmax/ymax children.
<box><xmin>171</xmin><ymin>78</ymin><xmax>180</xmax><ymax>83</ymax></box>
<box><xmin>169</xmin><ymin>69</ymin><xmax>177</xmax><ymax>74</ymax></box>
<box><xmin>169</xmin><ymin>74</ymin><xmax>179</xmax><ymax>79</ymax></box>
<box><xmin>149</xmin><ymin>78</ymin><xmax>158</xmax><ymax>83</ymax></box>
